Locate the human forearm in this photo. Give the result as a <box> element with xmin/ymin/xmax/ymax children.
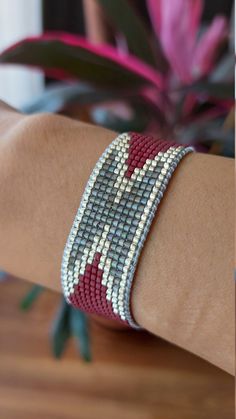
<box><xmin>0</xmin><ymin>107</ymin><xmax>234</xmax><ymax>374</ymax></box>
<box><xmin>132</xmin><ymin>151</ymin><xmax>234</xmax><ymax>374</ymax></box>
<box><xmin>0</xmin><ymin>112</ymin><xmax>116</xmax><ymax>286</ymax></box>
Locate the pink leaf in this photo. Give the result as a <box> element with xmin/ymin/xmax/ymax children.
<box><xmin>192</xmin><ymin>16</ymin><xmax>228</xmax><ymax>78</ymax></box>
<box><xmin>182</xmin><ymin>93</ymin><xmax>198</xmax><ymax>117</ymax></box>
<box><xmin>147</xmin><ymin>0</ymin><xmax>162</xmax><ymax>36</ymax></box>
<box><xmin>147</xmin><ymin>0</ymin><xmax>203</xmax><ymax>83</ymax></box>
<box><xmin>147</xmin><ymin>0</ymin><xmax>203</xmax><ymax>40</ymax></box>
<box><xmin>189</xmin><ymin>0</ymin><xmax>203</xmax><ymax>39</ymax></box>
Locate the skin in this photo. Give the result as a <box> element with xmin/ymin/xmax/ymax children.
<box><xmin>0</xmin><ymin>101</ymin><xmax>234</xmax><ymax>375</ymax></box>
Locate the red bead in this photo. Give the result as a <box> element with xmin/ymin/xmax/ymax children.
<box><xmin>69</xmin><ymin>252</ymin><xmax>121</xmax><ymax>322</ymax></box>
<box><xmin>124</xmin><ymin>132</ymin><xmax>177</xmax><ymax>178</ymax></box>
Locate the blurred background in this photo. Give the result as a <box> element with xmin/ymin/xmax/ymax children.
<box><xmin>0</xmin><ymin>0</ymin><xmax>234</xmax><ymax>105</ymax></box>
<box><xmin>0</xmin><ymin>0</ymin><xmax>234</xmax><ymax>156</ymax></box>
<box><xmin>0</xmin><ymin>1</ymin><xmax>234</xmax><ymax>418</ymax></box>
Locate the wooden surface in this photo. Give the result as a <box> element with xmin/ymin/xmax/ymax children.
<box><xmin>0</xmin><ymin>278</ymin><xmax>234</xmax><ymax>419</ymax></box>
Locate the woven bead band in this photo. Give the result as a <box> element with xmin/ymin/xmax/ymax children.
<box><xmin>61</xmin><ymin>132</ymin><xmax>194</xmax><ymax>328</ymax></box>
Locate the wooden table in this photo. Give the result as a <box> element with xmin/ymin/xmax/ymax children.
<box><xmin>0</xmin><ymin>278</ymin><xmax>234</xmax><ymax>419</ymax></box>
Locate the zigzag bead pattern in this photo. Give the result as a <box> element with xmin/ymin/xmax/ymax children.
<box><xmin>61</xmin><ymin>133</ymin><xmax>194</xmax><ymax>328</ymax></box>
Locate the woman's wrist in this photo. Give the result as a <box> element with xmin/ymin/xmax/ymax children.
<box><xmin>131</xmin><ymin>152</ymin><xmax>234</xmax><ymax>373</ymax></box>
<box><xmin>0</xmin><ymin>111</ymin><xmax>116</xmax><ymax>287</ymax></box>
<box><xmin>0</xmin><ymin>108</ymin><xmax>234</xmax><ymax>374</ymax></box>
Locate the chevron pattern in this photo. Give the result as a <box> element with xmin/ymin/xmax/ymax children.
<box><xmin>61</xmin><ymin>133</ymin><xmax>193</xmax><ymax>328</ymax></box>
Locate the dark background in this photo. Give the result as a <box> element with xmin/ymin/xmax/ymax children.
<box><xmin>43</xmin><ymin>0</ymin><xmax>234</xmax><ymax>35</ymax></box>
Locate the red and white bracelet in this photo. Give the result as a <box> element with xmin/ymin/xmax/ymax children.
<box><xmin>61</xmin><ymin>132</ymin><xmax>194</xmax><ymax>328</ymax></box>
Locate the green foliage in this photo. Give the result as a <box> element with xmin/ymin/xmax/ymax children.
<box><xmin>69</xmin><ymin>308</ymin><xmax>91</xmax><ymax>362</ymax></box>
<box><xmin>189</xmin><ymin>81</ymin><xmax>234</xmax><ymax>100</ymax></box>
<box><xmin>97</xmin><ymin>0</ymin><xmax>157</xmax><ymax>67</ymax></box>
<box><xmin>20</xmin><ymin>285</ymin><xmax>43</xmax><ymax>310</ymax></box>
<box><xmin>21</xmin><ymin>286</ymin><xmax>91</xmax><ymax>361</ymax></box>
<box><xmin>0</xmin><ymin>40</ymin><xmax>152</xmax><ymax>89</ymax></box>
<box><xmin>51</xmin><ymin>298</ymin><xmax>71</xmax><ymax>358</ymax></box>
<box><xmin>51</xmin><ymin>298</ymin><xmax>91</xmax><ymax>361</ymax></box>
<box><xmin>211</xmin><ymin>55</ymin><xmax>235</xmax><ymax>82</ymax></box>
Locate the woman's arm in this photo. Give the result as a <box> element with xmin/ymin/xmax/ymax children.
<box><xmin>0</xmin><ymin>102</ymin><xmax>234</xmax><ymax>374</ymax></box>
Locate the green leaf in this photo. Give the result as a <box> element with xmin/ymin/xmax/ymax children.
<box><xmin>211</xmin><ymin>55</ymin><xmax>235</xmax><ymax>83</ymax></box>
<box><xmin>0</xmin><ymin>38</ymin><xmax>159</xmax><ymax>89</ymax></box>
<box><xmin>20</xmin><ymin>285</ymin><xmax>43</xmax><ymax>310</ymax></box>
<box><xmin>69</xmin><ymin>308</ymin><xmax>91</xmax><ymax>362</ymax></box>
<box><xmin>97</xmin><ymin>0</ymin><xmax>157</xmax><ymax>67</ymax></box>
<box><xmin>51</xmin><ymin>298</ymin><xmax>71</xmax><ymax>359</ymax></box>
<box><xmin>188</xmin><ymin>81</ymin><xmax>234</xmax><ymax>100</ymax></box>
<box><xmin>178</xmin><ymin>118</ymin><xmax>234</xmax><ymax>157</ymax></box>
<box><xmin>22</xmin><ymin>82</ymin><xmax>135</xmax><ymax>114</ymax></box>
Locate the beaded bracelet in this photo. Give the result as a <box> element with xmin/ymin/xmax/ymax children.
<box><xmin>61</xmin><ymin>133</ymin><xmax>194</xmax><ymax>328</ymax></box>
